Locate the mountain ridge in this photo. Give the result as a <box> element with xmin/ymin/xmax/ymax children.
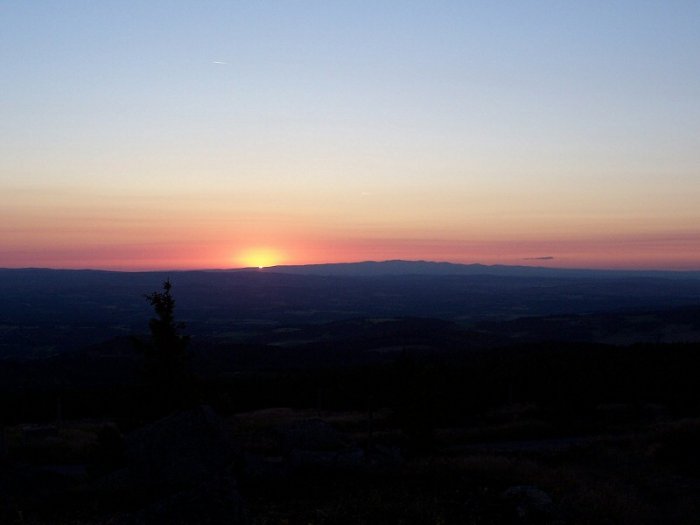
<box><xmin>3</xmin><ymin>259</ymin><xmax>700</xmax><ymax>278</ymax></box>
<box><xmin>248</xmin><ymin>259</ymin><xmax>700</xmax><ymax>279</ymax></box>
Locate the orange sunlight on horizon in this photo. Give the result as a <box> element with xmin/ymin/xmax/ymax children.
<box><xmin>2</xmin><ymin>231</ymin><xmax>700</xmax><ymax>271</ymax></box>
<box><xmin>236</xmin><ymin>248</ymin><xmax>285</xmax><ymax>269</ymax></box>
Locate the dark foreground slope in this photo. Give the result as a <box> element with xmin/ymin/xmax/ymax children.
<box><xmin>2</xmin><ymin>338</ymin><xmax>700</xmax><ymax>524</ymax></box>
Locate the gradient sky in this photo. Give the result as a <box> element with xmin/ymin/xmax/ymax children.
<box><xmin>2</xmin><ymin>1</ymin><xmax>699</xmax><ymax>270</ymax></box>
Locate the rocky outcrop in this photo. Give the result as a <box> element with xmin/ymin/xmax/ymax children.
<box><xmin>500</xmin><ymin>485</ymin><xmax>555</xmax><ymax>522</ymax></box>
<box><xmin>102</xmin><ymin>405</ymin><xmax>247</xmax><ymax>524</ymax></box>
<box><xmin>108</xmin><ymin>476</ymin><xmax>246</xmax><ymax>525</ymax></box>
<box><xmin>125</xmin><ymin>405</ymin><xmax>237</xmax><ymax>488</ymax></box>
<box><xmin>274</xmin><ymin>418</ymin><xmax>350</xmax><ymax>454</ymax></box>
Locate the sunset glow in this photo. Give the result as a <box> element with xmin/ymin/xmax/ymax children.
<box><xmin>1</xmin><ymin>3</ymin><xmax>699</xmax><ymax>271</ymax></box>
<box><xmin>236</xmin><ymin>248</ymin><xmax>284</xmax><ymax>269</ymax></box>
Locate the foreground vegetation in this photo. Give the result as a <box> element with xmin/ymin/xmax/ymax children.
<box><xmin>1</xmin><ymin>337</ymin><xmax>700</xmax><ymax>523</ymax></box>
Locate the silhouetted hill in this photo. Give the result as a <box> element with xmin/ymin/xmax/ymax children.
<box><xmin>257</xmin><ymin>260</ymin><xmax>700</xmax><ymax>279</ymax></box>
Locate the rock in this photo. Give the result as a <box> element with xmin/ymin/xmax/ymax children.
<box><xmin>501</xmin><ymin>485</ymin><xmax>555</xmax><ymax>522</ymax></box>
<box><xmin>364</xmin><ymin>444</ymin><xmax>403</xmax><ymax>469</ymax></box>
<box><xmin>274</xmin><ymin>418</ymin><xmax>350</xmax><ymax>454</ymax></box>
<box><xmin>288</xmin><ymin>447</ymin><xmax>365</xmax><ymax>470</ymax></box>
<box><xmin>21</xmin><ymin>424</ymin><xmax>58</xmax><ymax>444</ymax></box>
<box><xmin>125</xmin><ymin>405</ymin><xmax>237</xmax><ymax>489</ymax></box>
<box><xmin>285</xmin><ymin>445</ymin><xmax>403</xmax><ymax>472</ymax></box>
<box><xmin>108</xmin><ymin>476</ymin><xmax>247</xmax><ymax>525</ymax></box>
<box><xmin>240</xmin><ymin>452</ymin><xmax>288</xmax><ymax>482</ymax></box>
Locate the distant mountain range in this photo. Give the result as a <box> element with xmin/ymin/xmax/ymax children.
<box><xmin>3</xmin><ymin>259</ymin><xmax>699</xmax><ymax>278</ymax></box>
<box><xmin>250</xmin><ymin>259</ymin><xmax>700</xmax><ymax>279</ymax></box>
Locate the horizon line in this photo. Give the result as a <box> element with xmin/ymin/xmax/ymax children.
<box><xmin>1</xmin><ymin>259</ymin><xmax>699</xmax><ymax>274</ymax></box>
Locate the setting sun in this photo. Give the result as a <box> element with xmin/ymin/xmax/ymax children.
<box><xmin>236</xmin><ymin>248</ymin><xmax>283</xmax><ymax>269</ymax></box>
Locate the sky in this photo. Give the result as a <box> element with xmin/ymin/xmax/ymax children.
<box><xmin>2</xmin><ymin>1</ymin><xmax>699</xmax><ymax>270</ymax></box>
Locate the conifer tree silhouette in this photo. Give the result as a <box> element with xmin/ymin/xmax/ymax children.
<box><xmin>142</xmin><ymin>279</ymin><xmax>192</xmax><ymax>415</ymax></box>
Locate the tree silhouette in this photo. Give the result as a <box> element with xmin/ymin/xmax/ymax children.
<box><xmin>141</xmin><ymin>279</ymin><xmax>192</xmax><ymax>415</ymax></box>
